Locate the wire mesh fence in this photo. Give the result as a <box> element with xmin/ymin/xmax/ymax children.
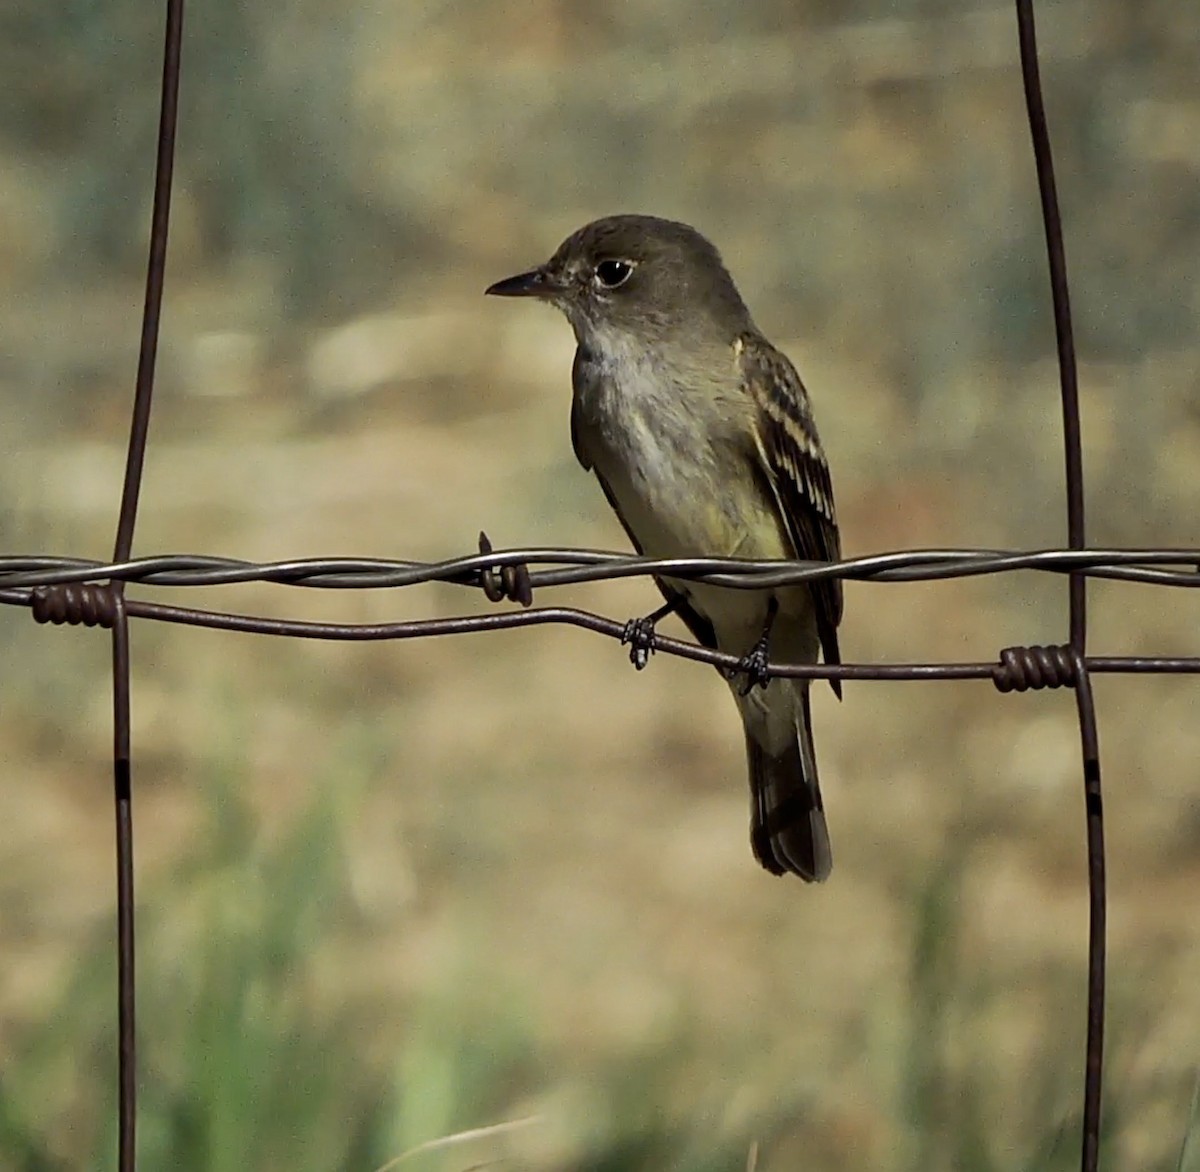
<box><xmin>1</xmin><ymin>2</ymin><xmax>1197</xmax><ymax>1170</ymax></box>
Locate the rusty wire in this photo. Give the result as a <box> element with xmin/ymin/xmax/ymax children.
<box><xmin>0</xmin><ymin>1</ymin><xmax>1192</xmax><ymax>1170</ymax></box>
<box><xmin>4</xmin><ymin>549</ymin><xmax>1200</xmax><ymax>682</ymax></box>
<box><xmin>1013</xmin><ymin>1</ymin><xmax>1105</xmax><ymax>1163</ymax></box>
<box><xmin>104</xmin><ymin>0</ymin><xmax>184</xmax><ymax>1165</ymax></box>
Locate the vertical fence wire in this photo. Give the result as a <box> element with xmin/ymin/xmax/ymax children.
<box><xmin>109</xmin><ymin>2</ymin><xmax>185</xmax><ymax>1168</ymax></box>
<box><xmin>1014</xmin><ymin>3</ymin><xmax>1105</xmax><ymax>1165</ymax></box>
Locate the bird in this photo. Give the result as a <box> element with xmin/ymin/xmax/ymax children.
<box><xmin>486</xmin><ymin>214</ymin><xmax>842</xmax><ymax>881</ymax></box>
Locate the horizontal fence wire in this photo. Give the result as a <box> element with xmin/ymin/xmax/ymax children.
<box><xmin>3</xmin><ymin>546</ymin><xmax>1200</xmax><ymax>589</ymax></box>
<box><xmin>2</xmin><ymin>1</ymin><xmax>1194</xmax><ymax>1170</ymax></box>
<box><xmin>4</xmin><ymin>549</ymin><xmax>1200</xmax><ymax>683</ymax></box>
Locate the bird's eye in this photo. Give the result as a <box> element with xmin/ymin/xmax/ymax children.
<box><xmin>594</xmin><ymin>259</ymin><xmax>634</xmax><ymax>288</ymax></box>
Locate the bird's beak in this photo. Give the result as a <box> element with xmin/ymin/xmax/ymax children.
<box><xmin>484</xmin><ymin>266</ymin><xmax>560</xmax><ymax>299</ymax></box>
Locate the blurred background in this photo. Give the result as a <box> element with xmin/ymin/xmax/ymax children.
<box><xmin>1</xmin><ymin>1</ymin><xmax>1199</xmax><ymax>1169</ymax></box>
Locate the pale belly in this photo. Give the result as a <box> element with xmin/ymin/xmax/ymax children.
<box><xmin>587</xmin><ymin>421</ymin><xmax>814</xmax><ymax>656</ymax></box>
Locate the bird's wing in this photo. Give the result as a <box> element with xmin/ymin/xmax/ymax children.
<box><xmin>737</xmin><ymin>332</ymin><xmax>843</xmax><ymax>689</ymax></box>
<box><xmin>569</xmin><ymin>388</ymin><xmax>593</xmax><ymax>472</ymax></box>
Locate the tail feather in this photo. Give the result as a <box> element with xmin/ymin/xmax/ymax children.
<box><xmin>744</xmin><ymin>688</ymin><xmax>831</xmax><ymax>882</ymax></box>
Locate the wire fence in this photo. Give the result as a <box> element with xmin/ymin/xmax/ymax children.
<box><xmin>1</xmin><ymin>2</ymin><xmax>1195</xmax><ymax>1171</ymax></box>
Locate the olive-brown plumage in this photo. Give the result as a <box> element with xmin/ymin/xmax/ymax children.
<box><xmin>487</xmin><ymin>214</ymin><xmax>842</xmax><ymax>880</ymax></box>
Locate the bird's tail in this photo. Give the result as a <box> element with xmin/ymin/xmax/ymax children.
<box><xmin>741</xmin><ymin>684</ymin><xmax>831</xmax><ymax>882</ymax></box>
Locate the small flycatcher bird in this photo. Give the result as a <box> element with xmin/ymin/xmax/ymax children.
<box><xmin>486</xmin><ymin>214</ymin><xmax>842</xmax><ymax>881</ymax></box>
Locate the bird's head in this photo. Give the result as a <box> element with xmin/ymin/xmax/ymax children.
<box><xmin>486</xmin><ymin>214</ymin><xmax>751</xmax><ymax>346</ymax></box>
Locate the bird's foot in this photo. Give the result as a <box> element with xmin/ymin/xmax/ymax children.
<box><xmin>731</xmin><ymin>634</ymin><xmax>773</xmax><ymax>695</ymax></box>
<box><xmin>621</xmin><ymin>614</ymin><xmax>659</xmax><ymax>670</ymax></box>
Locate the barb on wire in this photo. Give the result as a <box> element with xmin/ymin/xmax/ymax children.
<box><xmin>477</xmin><ymin>531</ymin><xmax>534</xmax><ymax>606</ymax></box>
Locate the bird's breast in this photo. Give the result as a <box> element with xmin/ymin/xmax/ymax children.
<box><xmin>574</xmin><ymin>349</ymin><xmax>785</xmax><ymax>563</ymax></box>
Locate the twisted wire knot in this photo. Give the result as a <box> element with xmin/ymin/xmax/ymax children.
<box><xmin>992</xmin><ymin>644</ymin><xmax>1077</xmax><ymax>693</ymax></box>
<box><xmin>31</xmin><ymin>583</ymin><xmax>119</xmax><ymax>629</ymax></box>
<box><xmin>477</xmin><ymin>532</ymin><xmax>533</xmax><ymax>608</ymax></box>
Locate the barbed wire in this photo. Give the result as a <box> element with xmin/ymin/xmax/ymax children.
<box><xmin>3</xmin><ymin>544</ymin><xmax>1200</xmax><ymax>591</ymax></box>
<box><xmin>4</xmin><ymin>547</ymin><xmax>1200</xmax><ymax>687</ymax></box>
<box><xmin>2</xmin><ymin>1</ymin><xmax>1189</xmax><ymax>1170</ymax></box>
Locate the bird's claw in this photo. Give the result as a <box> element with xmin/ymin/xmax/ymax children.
<box><xmin>621</xmin><ymin>615</ymin><xmax>658</xmax><ymax>670</ymax></box>
<box><xmin>731</xmin><ymin>640</ymin><xmax>772</xmax><ymax>695</ymax></box>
